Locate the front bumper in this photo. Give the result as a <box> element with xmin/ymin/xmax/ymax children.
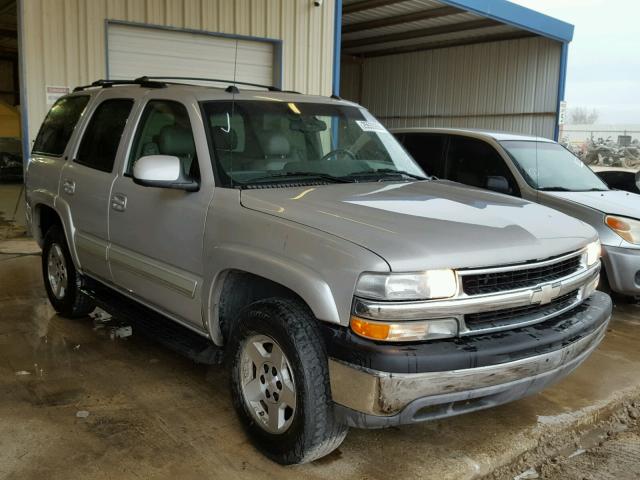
<box><xmin>602</xmin><ymin>244</ymin><xmax>640</xmax><ymax>296</ymax></box>
<box><xmin>325</xmin><ymin>291</ymin><xmax>612</xmax><ymax>428</ymax></box>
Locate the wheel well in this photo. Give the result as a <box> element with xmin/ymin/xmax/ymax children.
<box><xmin>36</xmin><ymin>204</ymin><xmax>62</xmax><ymax>242</ymax></box>
<box><xmin>217</xmin><ymin>271</ymin><xmax>307</xmax><ymax>342</ymax></box>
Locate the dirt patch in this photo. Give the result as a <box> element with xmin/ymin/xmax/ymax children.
<box><xmin>0</xmin><ymin>212</ymin><xmax>27</xmax><ymax>241</ymax></box>
<box><xmin>486</xmin><ymin>396</ymin><xmax>640</xmax><ymax>480</ymax></box>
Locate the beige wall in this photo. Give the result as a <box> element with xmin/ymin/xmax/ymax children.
<box><xmin>21</xmin><ymin>0</ymin><xmax>335</xmax><ymax>144</ymax></box>
<box><xmin>342</xmin><ymin>36</ymin><xmax>562</xmax><ymax>140</ymax></box>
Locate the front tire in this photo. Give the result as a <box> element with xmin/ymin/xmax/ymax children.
<box><xmin>42</xmin><ymin>225</ymin><xmax>95</xmax><ymax>318</ymax></box>
<box><xmin>228</xmin><ymin>298</ymin><xmax>348</xmax><ymax>464</ymax></box>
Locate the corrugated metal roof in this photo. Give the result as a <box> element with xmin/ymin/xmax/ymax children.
<box><xmin>342</xmin><ymin>0</ymin><xmax>573</xmax><ymax>57</ymax></box>
<box><xmin>346</xmin><ymin>25</ymin><xmax>523</xmax><ymax>54</ymax></box>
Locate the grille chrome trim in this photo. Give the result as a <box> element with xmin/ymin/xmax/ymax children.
<box><xmin>352</xmin><ymin>263</ymin><xmax>600</xmax><ymax>323</ymax></box>
<box><xmin>457</xmin><ymin>248</ymin><xmax>585</xmax><ymax>276</ymax></box>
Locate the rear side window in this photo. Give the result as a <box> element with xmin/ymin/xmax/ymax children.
<box><xmin>75</xmin><ymin>99</ymin><xmax>134</xmax><ymax>173</ymax></box>
<box><xmin>32</xmin><ymin>96</ymin><xmax>90</xmax><ymax>156</ymax></box>
<box><xmin>399</xmin><ymin>133</ymin><xmax>447</xmax><ymax>178</ymax></box>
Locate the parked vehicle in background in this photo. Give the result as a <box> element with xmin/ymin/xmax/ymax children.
<box><xmin>25</xmin><ymin>80</ymin><xmax>611</xmax><ymax>464</ymax></box>
<box><xmin>591</xmin><ymin>166</ymin><xmax>640</xmax><ymax>195</ymax></box>
<box><xmin>393</xmin><ymin>128</ymin><xmax>640</xmax><ymax>298</ymax></box>
<box><xmin>0</xmin><ymin>138</ymin><xmax>23</xmax><ymax>182</ymax></box>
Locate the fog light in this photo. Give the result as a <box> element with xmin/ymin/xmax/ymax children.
<box><xmin>350</xmin><ymin>316</ymin><xmax>458</xmax><ymax>342</ymax></box>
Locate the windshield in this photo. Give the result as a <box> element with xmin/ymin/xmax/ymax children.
<box><xmin>501</xmin><ymin>141</ymin><xmax>609</xmax><ymax>192</ymax></box>
<box><xmin>201</xmin><ymin>100</ymin><xmax>426</xmax><ymax>187</ymax></box>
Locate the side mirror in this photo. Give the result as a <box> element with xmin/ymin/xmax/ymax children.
<box><xmin>635</xmin><ymin>171</ymin><xmax>640</xmax><ymax>192</ymax></box>
<box><xmin>486</xmin><ymin>175</ymin><xmax>511</xmax><ymax>195</ymax></box>
<box><xmin>132</xmin><ymin>155</ymin><xmax>199</xmax><ymax>192</ymax></box>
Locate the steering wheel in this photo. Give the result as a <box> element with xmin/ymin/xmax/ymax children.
<box><xmin>320</xmin><ymin>149</ymin><xmax>356</xmax><ymax>162</ymax></box>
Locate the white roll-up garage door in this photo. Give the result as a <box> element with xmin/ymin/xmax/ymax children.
<box><xmin>107</xmin><ymin>23</ymin><xmax>278</xmax><ymax>89</ymax></box>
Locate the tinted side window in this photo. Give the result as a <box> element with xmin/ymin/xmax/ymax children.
<box><xmin>400</xmin><ymin>133</ymin><xmax>446</xmax><ymax>177</ymax></box>
<box><xmin>32</xmin><ymin>96</ymin><xmax>90</xmax><ymax>156</ymax></box>
<box><xmin>447</xmin><ymin>136</ymin><xmax>519</xmax><ymax>195</ymax></box>
<box><xmin>128</xmin><ymin>100</ymin><xmax>199</xmax><ymax>180</ymax></box>
<box><xmin>76</xmin><ymin>99</ymin><xmax>134</xmax><ymax>173</ymax></box>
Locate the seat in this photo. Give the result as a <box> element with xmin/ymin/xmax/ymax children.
<box><xmin>158</xmin><ymin>125</ymin><xmax>199</xmax><ymax>179</ymax></box>
<box><xmin>256</xmin><ymin>133</ymin><xmax>291</xmax><ymax>171</ymax></box>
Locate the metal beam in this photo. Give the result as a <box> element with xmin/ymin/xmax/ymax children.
<box><xmin>342</xmin><ymin>18</ymin><xmax>500</xmax><ymax>49</ymax></box>
<box><xmin>343</xmin><ymin>6</ymin><xmax>461</xmax><ymax>34</ymax></box>
<box><xmin>356</xmin><ymin>31</ymin><xmax>537</xmax><ymax>57</ymax></box>
<box><xmin>343</xmin><ymin>0</ymin><xmax>407</xmax><ymax>15</ymax></box>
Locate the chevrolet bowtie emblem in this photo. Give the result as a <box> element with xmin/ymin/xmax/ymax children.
<box><xmin>533</xmin><ymin>284</ymin><xmax>560</xmax><ymax>305</ymax></box>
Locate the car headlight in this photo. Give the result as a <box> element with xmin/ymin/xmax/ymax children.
<box><xmin>605</xmin><ymin>216</ymin><xmax>640</xmax><ymax>245</ymax></box>
<box><xmin>586</xmin><ymin>240</ymin><xmax>601</xmax><ymax>266</ymax></box>
<box><xmin>355</xmin><ymin>270</ymin><xmax>457</xmax><ymax>301</ymax></box>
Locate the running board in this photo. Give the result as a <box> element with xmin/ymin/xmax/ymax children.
<box><xmin>81</xmin><ymin>278</ymin><xmax>223</xmax><ymax>365</ymax></box>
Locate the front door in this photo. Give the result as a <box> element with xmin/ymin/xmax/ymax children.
<box><xmin>107</xmin><ymin>99</ymin><xmax>211</xmax><ymax>329</ymax></box>
<box><xmin>60</xmin><ymin>95</ymin><xmax>136</xmax><ymax>281</ymax></box>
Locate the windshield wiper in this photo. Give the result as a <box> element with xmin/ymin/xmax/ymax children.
<box><xmin>347</xmin><ymin>169</ymin><xmax>428</xmax><ymax>181</ymax></box>
<box><xmin>241</xmin><ymin>171</ymin><xmax>353</xmax><ymax>186</ymax></box>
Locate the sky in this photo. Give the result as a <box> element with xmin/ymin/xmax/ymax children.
<box><xmin>513</xmin><ymin>0</ymin><xmax>639</xmax><ymax>124</ymax></box>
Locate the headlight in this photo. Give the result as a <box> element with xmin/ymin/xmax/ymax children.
<box><xmin>605</xmin><ymin>215</ymin><xmax>640</xmax><ymax>245</ymax></box>
<box><xmin>586</xmin><ymin>240</ymin><xmax>601</xmax><ymax>266</ymax></box>
<box><xmin>355</xmin><ymin>270</ymin><xmax>457</xmax><ymax>301</ymax></box>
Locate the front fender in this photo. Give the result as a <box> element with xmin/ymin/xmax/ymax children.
<box><xmin>206</xmin><ymin>244</ymin><xmax>340</xmax><ymax>343</ymax></box>
<box><xmin>203</xmin><ymin>190</ymin><xmax>390</xmax><ymax>345</ymax></box>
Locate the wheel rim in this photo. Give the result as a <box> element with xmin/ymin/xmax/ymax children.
<box><xmin>47</xmin><ymin>243</ymin><xmax>68</xmax><ymax>300</ymax></box>
<box><xmin>239</xmin><ymin>334</ymin><xmax>297</xmax><ymax>434</ymax></box>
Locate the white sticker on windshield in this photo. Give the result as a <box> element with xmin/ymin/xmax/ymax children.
<box><xmin>356</xmin><ymin>120</ymin><xmax>386</xmax><ymax>133</ymax></box>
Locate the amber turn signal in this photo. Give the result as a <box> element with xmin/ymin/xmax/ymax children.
<box><xmin>350</xmin><ymin>316</ymin><xmax>390</xmax><ymax>340</ymax></box>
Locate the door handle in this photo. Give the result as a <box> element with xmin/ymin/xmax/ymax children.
<box><xmin>62</xmin><ymin>178</ymin><xmax>76</xmax><ymax>194</ymax></box>
<box><xmin>111</xmin><ymin>193</ymin><xmax>127</xmax><ymax>212</ymax></box>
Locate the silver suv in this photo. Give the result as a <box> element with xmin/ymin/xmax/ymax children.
<box><xmin>26</xmin><ymin>78</ymin><xmax>611</xmax><ymax>464</ymax></box>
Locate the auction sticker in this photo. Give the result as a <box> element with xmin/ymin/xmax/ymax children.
<box><xmin>356</xmin><ymin>120</ymin><xmax>386</xmax><ymax>133</ymax></box>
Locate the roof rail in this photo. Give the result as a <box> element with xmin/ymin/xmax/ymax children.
<box><xmin>73</xmin><ymin>78</ymin><xmax>167</xmax><ymax>92</ymax></box>
<box><xmin>136</xmin><ymin>76</ymin><xmax>282</xmax><ymax>92</ymax></box>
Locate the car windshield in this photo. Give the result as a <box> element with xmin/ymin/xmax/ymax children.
<box><xmin>201</xmin><ymin>100</ymin><xmax>426</xmax><ymax>187</ymax></box>
<box><xmin>501</xmin><ymin>140</ymin><xmax>609</xmax><ymax>192</ymax></box>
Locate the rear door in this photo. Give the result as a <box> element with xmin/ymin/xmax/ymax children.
<box><xmin>107</xmin><ymin>98</ymin><xmax>212</xmax><ymax>329</ymax></box>
<box><xmin>59</xmin><ymin>93</ymin><xmax>136</xmax><ymax>281</ymax></box>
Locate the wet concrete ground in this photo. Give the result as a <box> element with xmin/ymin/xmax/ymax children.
<box><xmin>1</xmin><ymin>184</ymin><xmax>640</xmax><ymax>479</ymax></box>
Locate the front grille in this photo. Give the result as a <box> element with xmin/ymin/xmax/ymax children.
<box><xmin>465</xmin><ymin>290</ymin><xmax>579</xmax><ymax>330</ymax></box>
<box><xmin>461</xmin><ymin>254</ymin><xmax>582</xmax><ymax>296</ymax></box>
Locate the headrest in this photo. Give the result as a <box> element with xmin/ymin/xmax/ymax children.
<box><xmin>141</xmin><ymin>142</ymin><xmax>159</xmax><ymax>156</ymax></box>
<box><xmin>264</xmin><ymin>133</ymin><xmax>290</xmax><ymax>157</ymax></box>
<box><xmin>212</xmin><ymin>127</ymin><xmax>238</xmax><ymax>151</ymax></box>
<box><xmin>158</xmin><ymin>125</ymin><xmax>195</xmax><ymax>156</ymax></box>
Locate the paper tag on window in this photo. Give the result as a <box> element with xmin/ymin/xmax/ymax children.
<box><xmin>356</xmin><ymin>120</ymin><xmax>386</xmax><ymax>133</ymax></box>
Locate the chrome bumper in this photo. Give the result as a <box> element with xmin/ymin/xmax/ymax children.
<box><xmin>329</xmin><ymin>314</ymin><xmax>609</xmax><ymax>427</ymax></box>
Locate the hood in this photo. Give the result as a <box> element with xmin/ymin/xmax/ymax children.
<box><xmin>543</xmin><ymin>190</ymin><xmax>640</xmax><ymax>219</ymax></box>
<box><xmin>241</xmin><ymin>181</ymin><xmax>597</xmax><ymax>272</ymax></box>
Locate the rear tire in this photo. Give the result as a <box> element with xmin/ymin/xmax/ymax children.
<box><xmin>42</xmin><ymin>225</ymin><xmax>95</xmax><ymax>318</ymax></box>
<box><xmin>228</xmin><ymin>298</ymin><xmax>348</xmax><ymax>464</ymax></box>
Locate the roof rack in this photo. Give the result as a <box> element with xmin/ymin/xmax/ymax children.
<box><xmin>73</xmin><ymin>78</ymin><xmax>167</xmax><ymax>92</ymax></box>
<box><xmin>136</xmin><ymin>76</ymin><xmax>284</xmax><ymax>92</ymax></box>
<box><xmin>72</xmin><ymin>76</ymin><xmax>300</xmax><ymax>94</ymax></box>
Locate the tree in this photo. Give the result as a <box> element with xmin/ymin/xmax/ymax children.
<box><xmin>569</xmin><ymin>107</ymin><xmax>599</xmax><ymax>125</ymax></box>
